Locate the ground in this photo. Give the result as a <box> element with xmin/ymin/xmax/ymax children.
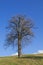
<box><xmin>0</xmin><ymin>54</ymin><xmax>43</xmax><ymax>65</ymax></box>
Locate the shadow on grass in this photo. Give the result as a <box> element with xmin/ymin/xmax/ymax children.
<box><xmin>21</xmin><ymin>55</ymin><xmax>43</xmax><ymax>59</ymax></box>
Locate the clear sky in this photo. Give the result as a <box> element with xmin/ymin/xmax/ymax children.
<box><xmin>0</xmin><ymin>0</ymin><xmax>43</xmax><ymax>56</ymax></box>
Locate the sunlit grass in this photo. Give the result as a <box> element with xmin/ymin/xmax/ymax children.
<box><xmin>0</xmin><ymin>54</ymin><xmax>43</xmax><ymax>65</ymax></box>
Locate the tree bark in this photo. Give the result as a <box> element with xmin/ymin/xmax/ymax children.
<box><xmin>18</xmin><ymin>33</ymin><xmax>21</xmax><ymax>58</ymax></box>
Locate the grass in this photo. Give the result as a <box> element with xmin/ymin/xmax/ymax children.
<box><xmin>0</xmin><ymin>54</ymin><xmax>43</xmax><ymax>65</ymax></box>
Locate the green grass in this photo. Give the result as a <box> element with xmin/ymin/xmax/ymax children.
<box><xmin>0</xmin><ymin>54</ymin><xmax>43</xmax><ymax>65</ymax></box>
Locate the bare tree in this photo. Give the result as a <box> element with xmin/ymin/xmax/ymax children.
<box><xmin>6</xmin><ymin>15</ymin><xmax>34</xmax><ymax>58</ymax></box>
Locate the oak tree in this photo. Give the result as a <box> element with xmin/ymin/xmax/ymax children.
<box><xmin>6</xmin><ymin>15</ymin><xmax>34</xmax><ymax>57</ymax></box>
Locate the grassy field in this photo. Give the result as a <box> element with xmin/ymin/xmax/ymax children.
<box><xmin>0</xmin><ymin>54</ymin><xmax>43</xmax><ymax>65</ymax></box>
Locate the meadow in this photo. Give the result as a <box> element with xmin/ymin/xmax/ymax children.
<box><xmin>0</xmin><ymin>54</ymin><xmax>43</xmax><ymax>65</ymax></box>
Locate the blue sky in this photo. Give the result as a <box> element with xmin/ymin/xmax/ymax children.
<box><xmin>0</xmin><ymin>0</ymin><xmax>43</xmax><ymax>56</ymax></box>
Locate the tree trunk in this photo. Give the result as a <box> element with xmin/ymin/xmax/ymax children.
<box><xmin>18</xmin><ymin>33</ymin><xmax>21</xmax><ymax>58</ymax></box>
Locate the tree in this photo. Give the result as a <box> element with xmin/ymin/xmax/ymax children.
<box><xmin>6</xmin><ymin>15</ymin><xmax>34</xmax><ymax>58</ymax></box>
